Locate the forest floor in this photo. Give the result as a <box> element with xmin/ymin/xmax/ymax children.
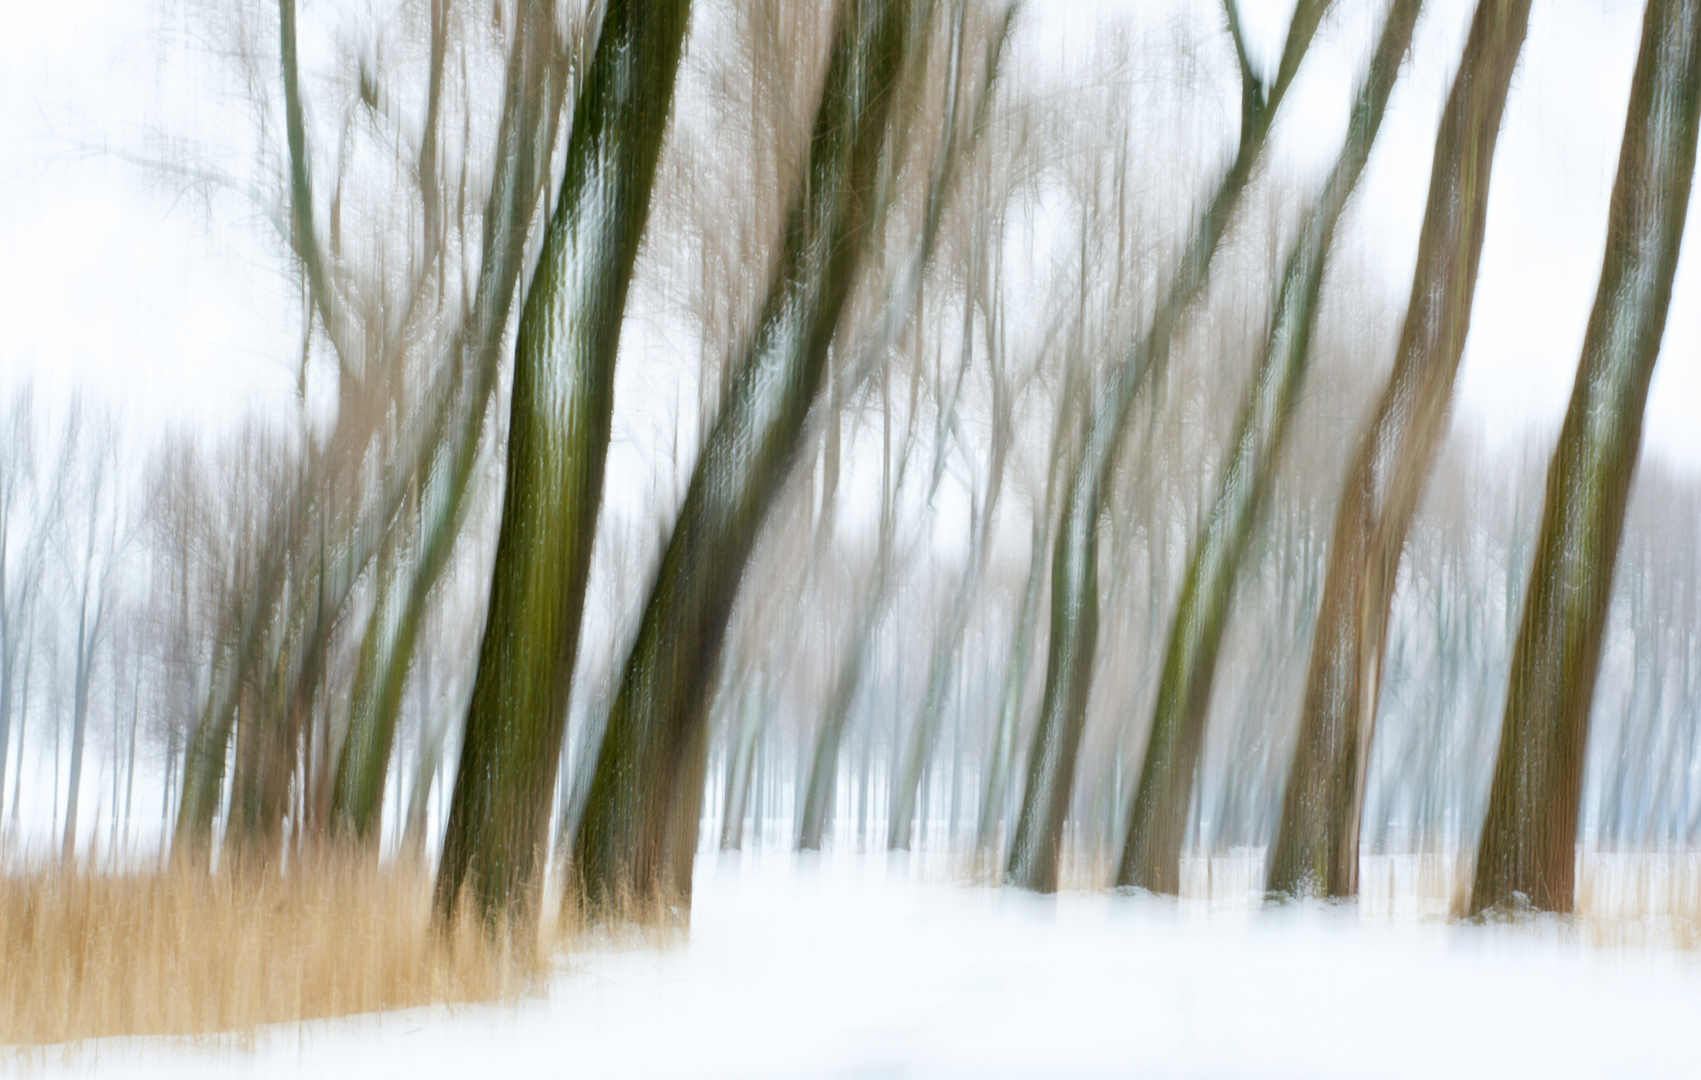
<box><xmin>9</xmin><ymin>849</ymin><xmax>1701</xmax><ymax>1079</ymax></box>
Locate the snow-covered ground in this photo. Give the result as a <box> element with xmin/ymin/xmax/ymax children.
<box><xmin>15</xmin><ymin>851</ymin><xmax>1701</xmax><ymax>1080</ymax></box>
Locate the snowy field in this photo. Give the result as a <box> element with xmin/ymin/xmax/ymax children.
<box><xmin>11</xmin><ymin>851</ymin><xmax>1701</xmax><ymax>1080</ymax></box>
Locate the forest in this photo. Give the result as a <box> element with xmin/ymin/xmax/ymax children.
<box><xmin>1</xmin><ymin>0</ymin><xmax>1700</xmax><ymax>1071</ymax></box>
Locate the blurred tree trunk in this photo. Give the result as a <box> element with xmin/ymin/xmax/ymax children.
<box><xmin>570</xmin><ymin>0</ymin><xmax>916</xmax><ymax>918</ymax></box>
<box><xmin>976</xmin><ymin>379</ymin><xmax>1069</xmax><ymax>862</ymax></box>
<box><xmin>1268</xmin><ymin>0</ymin><xmax>1533</xmax><ymax>900</ymax></box>
<box><xmin>331</xmin><ymin>0</ymin><xmax>569</xmax><ymax>843</ymax></box>
<box><xmin>1469</xmin><ymin>0</ymin><xmax>1701</xmax><ymax>915</ymax></box>
<box><xmin>1006</xmin><ymin>0</ymin><xmax>1327</xmax><ymax>894</ymax></box>
<box><xmin>890</xmin><ymin>273</ymin><xmax>1014</xmax><ymax>851</ymax></box>
<box><xmin>61</xmin><ymin>585</ymin><xmax>105</xmax><ymax>863</ymax></box>
<box><xmin>798</xmin><ymin>3</ymin><xmax>1012</xmax><ymax>853</ymax></box>
<box><xmin>1115</xmin><ymin>0</ymin><xmax>1421</xmax><ymax>895</ymax></box>
<box><xmin>431</xmin><ymin>0</ymin><xmax>692</xmax><ymax>922</ymax></box>
<box><xmin>799</xmin><ymin>388</ymin><xmax>910</xmax><ymax>852</ymax></box>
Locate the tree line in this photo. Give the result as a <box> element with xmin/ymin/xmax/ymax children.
<box><xmin>3</xmin><ymin>0</ymin><xmax>1698</xmax><ymax>928</ymax></box>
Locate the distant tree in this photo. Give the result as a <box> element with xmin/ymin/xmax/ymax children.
<box><xmin>57</xmin><ymin>418</ymin><xmax>122</xmax><ymax>863</ymax></box>
<box><xmin>1469</xmin><ymin>0</ymin><xmax>1701</xmax><ymax>915</ymax></box>
<box><xmin>0</xmin><ymin>394</ymin><xmax>54</xmax><ymax>827</ymax></box>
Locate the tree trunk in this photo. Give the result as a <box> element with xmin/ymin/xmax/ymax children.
<box><xmin>432</xmin><ymin>0</ymin><xmax>692</xmax><ymax>923</ymax></box>
<box><xmin>1268</xmin><ymin>0</ymin><xmax>1534</xmax><ymax>900</ymax></box>
<box><xmin>1116</xmin><ymin>0</ymin><xmax>1421</xmax><ymax>894</ymax></box>
<box><xmin>331</xmin><ymin>0</ymin><xmax>568</xmax><ymax>843</ymax></box>
<box><xmin>1468</xmin><ymin>0</ymin><xmax>1701</xmax><ymax>915</ymax></box>
<box><xmin>1007</xmin><ymin>0</ymin><xmax>1327</xmax><ymax>894</ymax></box>
<box><xmin>570</xmin><ymin>0</ymin><xmax>916</xmax><ymax>918</ymax></box>
<box><xmin>62</xmin><ymin>585</ymin><xmax>104</xmax><ymax>864</ymax></box>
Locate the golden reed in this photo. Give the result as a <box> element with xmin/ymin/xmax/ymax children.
<box><xmin>0</xmin><ymin>852</ymin><xmax>562</xmax><ymax>1045</ymax></box>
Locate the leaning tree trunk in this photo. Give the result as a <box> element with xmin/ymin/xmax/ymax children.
<box><xmin>1468</xmin><ymin>0</ymin><xmax>1701</xmax><ymax>916</ymax></box>
<box><xmin>1116</xmin><ymin>0</ymin><xmax>1421</xmax><ymax>895</ymax></box>
<box><xmin>1006</xmin><ymin>0</ymin><xmax>1328</xmax><ymax>894</ymax></box>
<box><xmin>570</xmin><ymin>0</ymin><xmax>916</xmax><ymax>919</ymax></box>
<box><xmin>331</xmin><ymin>0</ymin><xmax>568</xmax><ymax>843</ymax></box>
<box><xmin>431</xmin><ymin>0</ymin><xmax>692</xmax><ymax>923</ymax></box>
<box><xmin>1267</xmin><ymin>0</ymin><xmax>1533</xmax><ymax>900</ymax></box>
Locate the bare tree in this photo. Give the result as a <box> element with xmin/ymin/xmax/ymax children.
<box><xmin>1469</xmin><ymin>0</ymin><xmax>1701</xmax><ymax>915</ymax></box>
<box><xmin>1115</xmin><ymin>0</ymin><xmax>1420</xmax><ymax>896</ymax></box>
<box><xmin>433</xmin><ymin>0</ymin><xmax>694</xmax><ymax>923</ymax></box>
<box><xmin>1007</xmin><ymin>0</ymin><xmax>1328</xmax><ymax>894</ymax></box>
<box><xmin>1267</xmin><ymin>0</ymin><xmax>1534</xmax><ymax>900</ymax></box>
<box><xmin>570</xmin><ymin>0</ymin><xmax>926</xmax><ymax>917</ymax></box>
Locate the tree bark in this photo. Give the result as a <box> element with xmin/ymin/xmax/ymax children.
<box><xmin>1268</xmin><ymin>0</ymin><xmax>1534</xmax><ymax>900</ymax></box>
<box><xmin>1116</xmin><ymin>0</ymin><xmax>1421</xmax><ymax>895</ymax></box>
<box><xmin>1468</xmin><ymin>0</ymin><xmax>1701</xmax><ymax>915</ymax></box>
<box><xmin>570</xmin><ymin>0</ymin><xmax>916</xmax><ymax>918</ymax></box>
<box><xmin>330</xmin><ymin>0</ymin><xmax>569</xmax><ymax>843</ymax></box>
<box><xmin>432</xmin><ymin>0</ymin><xmax>692</xmax><ymax>922</ymax></box>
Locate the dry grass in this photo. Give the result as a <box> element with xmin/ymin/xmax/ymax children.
<box><xmin>0</xmin><ymin>854</ymin><xmax>563</xmax><ymax>1046</ymax></box>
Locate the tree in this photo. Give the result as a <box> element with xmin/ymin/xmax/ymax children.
<box><xmin>1115</xmin><ymin>0</ymin><xmax>1421</xmax><ymax>895</ymax></box>
<box><xmin>1266</xmin><ymin>0</ymin><xmax>1534</xmax><ymax>900</ymax></box>
<box><xmin>570</xmin><ymin>0</ymin><xmax>922</xmax><ymax>918</ymax></box>
<box><xmin>1006</xmin><ymin>0</ymin><xmax>1328</xmax><ymax>894</ymax></box>
<box><xmin>433</xmin><ymin>0</ymin><xmax>694</xmax><ymax>922</ymax></box>
<box><xmin>1468</xmin><ymin>0</ymin><xmax>1701</xmax><ymax>916</ymax></box>
<box><xmin>331</xmin><ymin>0</ymin><xmax>573</xmax><ymax>842</ymax></box>
<box><xmin>0</xmin><ymin>393</ymin><xmax>55</xmax><ymax>829</ymax></box>
<box><xmin>174</xmin><ymin>0</ymin><xmax>578</xmax><ymax>862</ymax></box>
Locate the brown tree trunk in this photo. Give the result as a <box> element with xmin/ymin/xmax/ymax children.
<box><xmin>1468</xmin><ymin>0</ymin><xmax>1701</xmax><ymax>916</ymax></box>
<box><xmin>1267</xmin><ymin>0</ymin><xmax>1534</xmax><ymax>900</ymax></box>
<box><xmin>1117</xmin><ymin>0</ymin><xmax>1421</xmax><ymax>895</ymax></box>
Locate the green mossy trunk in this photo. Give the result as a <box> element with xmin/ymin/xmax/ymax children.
<box><xmin>1115</xmin><ymin>0</ymin><xmax>1421</xmax><ymax>895</ymax></box>
<box><xmin>433</xmin><ymin>0</ymin><xmax>692</xmax><ymax>922</ymax></box>
<box><xmin>1267</xmin><ymin>0</ymin><xmax>1534</xmax><ymax>900</ymax></box>
<box><xmin>331</xmin><ymin>0</ymin><xmax>568</xmax><ymax>844</ymax></box>
<box><xmin>1468</xmin><ymin>0</ymin><xmax>1701</xmax><ymax>916</ymax></box>
<box><xmin>1006</xmin><ymin>0</ymin><xmax>1328</xmax><ymax>894</ymax></box>
<box><xmin>570</xmin><ymin>0</ymin><xmax>915</xmax><ymax>918</ymax></box>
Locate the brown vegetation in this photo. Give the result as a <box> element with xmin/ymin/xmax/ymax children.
<box><xmin>0</xmin><ymin>854</ymin><xmax>559</xmax><ymax>1046</ymax></box>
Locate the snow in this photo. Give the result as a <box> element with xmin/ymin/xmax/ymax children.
<box><xmin>18</xmin><ymin>851</ymin><xmax>1701</xmax><ymax>1079</ymax></box>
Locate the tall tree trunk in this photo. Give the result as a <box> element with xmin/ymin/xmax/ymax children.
<box><xmin>432</xmin><ymin>0</ymin><xmax>692</xmax><ymax>922</ymax></box>
<box><xmin>1006</xmin><ymin>0</ymin><xmax>1327</xmax><ymax>894</ymax></box>
<box><xmin>1268</xmin><ymin>0</ymin><xmax>1534</xmax><ymax>900</ymax></box>
<box><xmin>1116</xmin><ymin>0</ymin><xmax>1421</xmax><ymax>894</ymax></box>
<box><xmin>1469</xmin><ymin>0</ymin><xmax>1701</xmax><ymax>915</ymax></box>
<box><xmin>331</xmin><ymin>0</ymin><xmax>569</xmax><ymax>843</ymax></box>
<box><xmin>570</xmin><ymin>0</ymin><xmax>916</xmax><ymax>918</ymax></box>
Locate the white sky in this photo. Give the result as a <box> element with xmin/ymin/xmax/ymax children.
<box><xmin>1</xmin><ymin>0</ymin><xmax>1697</xmax><ymax>474</ymax></box>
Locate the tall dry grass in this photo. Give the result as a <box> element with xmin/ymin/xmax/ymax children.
<box><xmin>0</xmin><ymin>854</ymin><xmax>562</xmax><ymax>1045</ymax></box>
